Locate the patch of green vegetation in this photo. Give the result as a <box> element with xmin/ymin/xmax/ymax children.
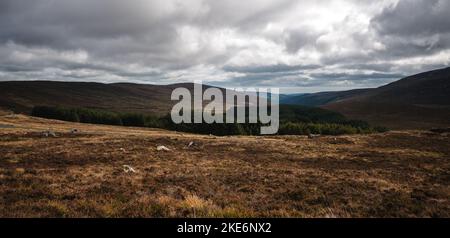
<box><xmin>31</xmin><ymin>106</ymin><xmax>163</xmax><ymax>128</ymax></box>
<box><xmin>31</xmin><ymin>105</ymin><xmax>388</xmax><ymax>135</ymax></box>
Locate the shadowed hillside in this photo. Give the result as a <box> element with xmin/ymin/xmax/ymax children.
<box><xmin>0</xmin><ymin>81</ymin><xmax>177</xmax><ymax>115</ymax></box>
<box><xmin>281</xmin><ymin>67</ymin><xmax>450</xmax><ymax>129</ymax></box>
<box><xmin>324</xmin><ymin>67</ymin><xmax>450</xmax><ymax>129</ymax></box>
<box><xmin>280</xmin><ymin>89</ymin><xmax>372</xmax><ymax>106</ymax></box>
<box><xmin>0</xmin><ymin>81</ymin><xmax>250</xmax><ymax>116</ymax></box>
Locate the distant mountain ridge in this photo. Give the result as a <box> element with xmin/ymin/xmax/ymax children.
<box><xmin>281</xmin><ymin>67</ymin><xmax>450</xmax><ymax>129</ymax></box>
<box><xmin>281</xmin><ymin>67</ymin><xmax>450</xmax><ymax>107</ymax></box>
<box><xmin>280</xmin><ymin>89</ymin><xmax>372</xmax><ymax>106</ymax></box>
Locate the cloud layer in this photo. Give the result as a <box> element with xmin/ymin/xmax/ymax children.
<box><xmin>0</xmin><ymin>0</ymin><xmax>449</xmax><ymax>92</ymax></box>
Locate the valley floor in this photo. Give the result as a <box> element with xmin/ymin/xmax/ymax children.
<box><xmin>0</xmin><ymin>113</ymin><xmax>449</xmax><ymax>217</ymax></box>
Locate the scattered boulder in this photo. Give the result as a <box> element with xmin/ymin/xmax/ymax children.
<box><xmin>308</xmin><ymin>133</ymin><xmax>321</xmax><ymax>139</ymax></box>
<box><xmin>157</xmin><ymin>145</ymin><xmax>171</xmax><ymax>151</ymax></box>
<box><xmin>42</xmin><ymin>130</ymin><xmax>57</xmax><ymax>137</ymax></box>
<box><xmin>4</xmin><ymin>113</ymin><xmax>17</xmax><ymax>119</ymax></box>
<box><xmin>123</xmin><ymin>165</ymin><xmax>137</xmax><ymax>173</ymax></box>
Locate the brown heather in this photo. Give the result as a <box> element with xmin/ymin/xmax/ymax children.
<box><xmin>0</xmin><ymin>113</ymin><xmax>449</xmax><ymax>217</ymax></box>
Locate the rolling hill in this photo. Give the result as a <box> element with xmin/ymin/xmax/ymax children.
<box><xmin>280</xmin><ymin>89</ymin><xmax>371</xmax><ymax>107</ymax></box>
<box><xmin>0</xmin><ymin>81</ymin><xmax>178</xmax><ymax>115</ymax></box>
<box><xmin>282</xmin><ymin>67</ymin><xmax>450</xmax><ymax>129</ymax></box>
<box><xmin>0</xmin><ymin>81</ymin><xmax>262</xmax><ymax>117</ymax></box>
<box><xmin>0</xmin><ymin>81</ymin><xmax>258</xmax><ymax>116</ymax></box>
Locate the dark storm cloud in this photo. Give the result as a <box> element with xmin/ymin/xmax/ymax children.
<box><xmin>370</xmin><ymin>0</ymin><xmax>450</xmax><ymax>59</ymax></box>
<box><xmin>223</xmin><ymin>64</ymin><xmax>320</xmax><ymax>74</ymax></box>
<box><xmin>227</xmin><ymin>71</ymin><xmax>304</xmax><ymax>86</ymax></box>
<box><xmin>340</xmin><ymin>63</ymin><xmax>396</xmax><ymax>72</ymax></box>
<box><xmin>221</xmin><ymin>70</ymin><xmax>404</xmax><ymax>88</ymax></box>
<box><xmin>0</xmin><ymin>0</ymin><xmax>195</xmax><ymax>65</ymax></box>
<box><xmin>0</xmin><ymin>65</ymin><xmax>38</xmax><ymax>73</ymax></box>
<box><xmin>310</xmin><ymin>72</ymin><xmax>405</xmax><ymax>81</ymax></box>
<box><xmin>371</xmin><ymin>0</ymin><xmax>450</xmax><ymax>36</ymax></box>
<box><xmin>284</xmin><ymin>30</ymin><xmax>322</xmax><ymax>54</ymax></box>
<box><xmin>0</xmin><ymin>0</ymin><xmax>449</xmax><ymax>91</ymax></box>
<box><xmin>308</xmin><ymin>72</ymin><xmax>405</xmax><ymax>87</ymax></box>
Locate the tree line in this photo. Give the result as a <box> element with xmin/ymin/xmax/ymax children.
<box><xmin>31</xmin><ymin>106</ymin><xmax>163</xmax><ymax>128</ymax></box>
<box><xmin>31</xmin><ymin>105</ymin><xmax>387</xmax><ymax>136</ymax></box>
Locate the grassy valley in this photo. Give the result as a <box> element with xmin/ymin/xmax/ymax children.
<box><xmin>0</xmin><ymin>113</ymin><xmax>448</xmax><ymax>217</ymax></box>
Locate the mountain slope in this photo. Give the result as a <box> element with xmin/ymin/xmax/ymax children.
<box><xmin>323</xmin><ymin>67</ymin><xmax>450</xmax><ymax>129</ymax></box>
<box><xmin>280</xmin><ymin>89</ymin><xmax>371</xmax><ymax>106</ymax></box>
<box><xmin>355</xmin><ymin>67</ymin><xmax>450</xmax><ymax>105</ymax></box>
<box><xmin>0</xmin><ymin>81</ymin><xmax>251</xmax><ymax>116</ymax></box>
<box><xmin>0</xmin><ymin>81</ymin><xmax>178</xmax><ymax>115</ymax></box>
<box><xmin>281</xmin><ymin>67</ymin><xmax>450</xmax><ymax>107</ymax></box>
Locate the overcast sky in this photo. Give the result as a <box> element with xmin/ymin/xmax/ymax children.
<box><xmin>0</xmin><ymin>0</ymin><xmax>449</xmax><ymax>93</ymax></box>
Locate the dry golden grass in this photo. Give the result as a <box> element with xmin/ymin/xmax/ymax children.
<box><xmin>0</xmin><ymin>113</ymin><xmax>449</xmax><ymax>217</ymax></box>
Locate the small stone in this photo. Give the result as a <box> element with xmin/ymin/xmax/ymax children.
<box><xmin>157</xmin><ymin>145</ymin><xmax>171</xmax><ymax>151</ymax></box>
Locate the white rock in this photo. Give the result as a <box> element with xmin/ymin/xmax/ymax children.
<box><xmin>157</xmin><ymin>145</ymin><xmax>171</xmax><ymax>151</ymax></box>
<box><xmin>42</xmin><ymin>130</ymin><xmax>57</xmax><ymax>137</ymax></box>
<box><xmin>308</xmin><ymin>133</ymin><xmax>320</xmax><ymax>139</ymax></box>
<box><xmin>123</xmin><ymin>165</ymin><xmax>136</xmax><ymax>173</ymax></box>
